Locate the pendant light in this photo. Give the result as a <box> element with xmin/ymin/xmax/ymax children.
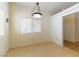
<box><xmin>32</xmin><ymin>2</ymin><xmax>42</xmax><ymax>18</ymax></box>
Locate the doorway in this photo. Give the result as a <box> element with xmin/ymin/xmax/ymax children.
<box><xmin>63</xmin><ymin>13</ymin><xmax>79</xmax><ymax>52</ymax></box>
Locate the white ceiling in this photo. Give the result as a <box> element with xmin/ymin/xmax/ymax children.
<box><xmin>14</xmin><ymin>2</ymin><xmax>77</xmax><ymax>15</ymax></box>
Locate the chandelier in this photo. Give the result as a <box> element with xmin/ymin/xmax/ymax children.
<box><xmin>32</xmin><ymin>2</ymin><xmax>42</xmax><ymax>18</ymax></box>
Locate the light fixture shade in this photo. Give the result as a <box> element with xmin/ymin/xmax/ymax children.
<box><xmin>32</xmin><ymin>2</ymin><xmax>42</xmax><ymax>18</ymax></box>
<box><xmin>32</xmin><ymin>12</ymin><xmax>42</xmax><ymax>18</ymax></box>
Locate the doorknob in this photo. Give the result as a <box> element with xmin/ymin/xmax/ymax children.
<box><xmin>6</xmin><ymin>18</ymin><xmax>8</xmax><ymax>23</ymax></box>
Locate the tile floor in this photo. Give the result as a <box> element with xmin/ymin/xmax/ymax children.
<box><xmin>64</xmin><ymin>40</ymin><xmax>79</xmax><ymax>52</ymax></box>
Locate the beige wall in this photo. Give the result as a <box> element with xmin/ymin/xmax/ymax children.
<box><xmin>64</xmin><ymin>13</ymin><xmax>79</xmax><ymax>42</ymax></box>
<box><xmin>74</xmin><ymin>13</ymin><xmax>79</xmax><ymax>42</ymax></box>
<box><xmin>51</xmin><ymin>3</ymin><xmax>79</xmax><ymax>46</ymax></box>
<box><xmin>9</xmin><ymin>3</ymin><xmax>51</xmax><ymax>48</ymax></box>
<box><xmin>63</xmin><ymin>13</ymin><xmax>79</xmax><ymax>42</ymax></box>
<box><xmin>63</xmin><ymin>14</ymin><xmax>75</xmax><ymax>42</ymax></box>
<box><xmin>0</xmin><ymin>2</ymin><xmax>9</xmax><ymax>56</ymax></box>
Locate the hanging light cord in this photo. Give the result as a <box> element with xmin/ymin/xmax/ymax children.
<box><xmin>32</xmin><ymin>2</ymin><xmax>41</xmax><ymax>14</ymax></box>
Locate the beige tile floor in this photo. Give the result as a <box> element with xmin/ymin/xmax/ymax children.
<box><xmin>64</xmin><ymin>40</ymin><xmax>79</xmax><ymax>52</ymax></box>
<box><xmin>6</xmin><ymin>42</ymin><xmax>79</xmax><ymax>57</ymax></box>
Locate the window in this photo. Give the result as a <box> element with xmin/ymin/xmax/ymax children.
<box><xmin>0</xmin><ymin>10</ymin><xmax>5</xmax><ymax>35</ymax></box>
<box><xmin>32</xmin><ymin>19</ymin><xmax>41</xmax><ymax>32</ymax></box>
<box><xmin>20</xmin><ymin>18</ymin><xmax>32</xmax><ymax>33</ymax></box>
<box><xmin>20</xmin><ymin>18</ymin><xmax>41</xmax><ymax>33</ymax></box>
